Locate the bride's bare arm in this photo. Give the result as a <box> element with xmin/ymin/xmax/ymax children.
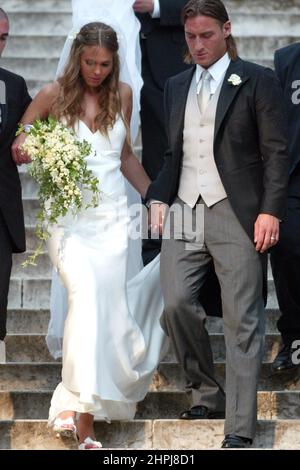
<box><xmin>119</xmin><ymin>83</ymin><xmax>151</xmax><ymax>199</ymax></box>
<box><xmin>12</xmin><ymin>81</ymin><xmax>60</xmax><ymax>165</ymax></box>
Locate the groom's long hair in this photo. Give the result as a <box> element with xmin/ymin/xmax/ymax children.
<box><xmin>52</xmin><ymin>22</ymin><xmax>130</xmax><ymax>142</ymax></box>
<box><xmin>182</xmin><ymin>0</ymin><xmax>238</xmax><ymax>63</ymax></box>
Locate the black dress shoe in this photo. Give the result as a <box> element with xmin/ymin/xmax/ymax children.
<box><xmin>221</xmin><ymin>434</ymin><xmax>252</xmax><ymax>448</ymax></box>
<box><xmin>180</xmin><ymin>405</ymin><xmax>225</xmax><ymax>420</ymax></box>
<box><xmin>271</xmin><ymin>343</ymin><xmax>300</xmax><ymax>373</ymax></box>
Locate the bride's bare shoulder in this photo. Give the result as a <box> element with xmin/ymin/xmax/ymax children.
<box><xmin>119</xmin><ymin>82</ymin><xmax>132</xmax><ymax>102</ymax></box>
<box><xmin>36</xmin><ymin>80</ymin><xmax>61</xmax><ymax>102</ymax></box>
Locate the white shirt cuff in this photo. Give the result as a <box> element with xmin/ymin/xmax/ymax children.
<box><xmin>151</xmin><ymin>0</ymin><xmax>160</xmax><ymax>18</ymax></box>
<box><xmin>146</xmin><ymin>199</ymin><xmax>163</xmax><ymax>208</ymax></box>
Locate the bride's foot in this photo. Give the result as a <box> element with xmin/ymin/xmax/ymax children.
<box><xmin>53</xmin><ymin>411</ymin><xmax>77</xmax><ymax>438</ymax></box>
<box><xmin>77</xmin><ymin>413</ymin><xmax>102</xmax><ymax>450</ymax></box>
<box><xmin>78</xmin><ymin>437</ymin><xmax>102</xmax><ymax>450</ymax></box>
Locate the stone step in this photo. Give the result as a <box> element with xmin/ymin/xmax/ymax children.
<box><xmin>5</xmin><ymin>35</ymin><xmax>300</xmax><ymax>61</ymax></box>
<box><xmin>9</xmin><ymin>260</ymin><xmax>278</xmax><ymax>302</ymax></box>
<box><xmin>6</xmin><ymin>308</ymin><xmax>281</xmax><ymax>335</ymax></box>
<box><xmin>21</xmin><ymin>226</ymin><xmax>38</xmax><ymax>252</ymax></box>
<box><xmin>267</xmin><ymin>288</ymin><xmax>278</xmax><ymax>309</ymax></box>
<box><xmin>11</xmin><ymin>243</ymin><xmax>277</xmax><ymax>282</ymax></box>
<box><xmin>153</xmin><ymin>362</ymin><xmax>300</xmax><ymax>392</ymax></box>
<box><xmin>3</xmin><ymin>0</ymin><xmax>300</xmax><ymax>14</ymax></box>
<box><xmin>0</xmin><ymin>58</ymin><xmax>59</xmax><ymax>81</ymax></box>
<box><xmin>0</xmin><ymin>419</ymin><xmax>300</xmax><ymax>449</ymax></box>
<box><xmin>22</xmin><ymin>198</ymin><xmax>42</xmax><ymax>225</ymax></box>
<box><xmin>0</xmin><ymin>389</ymin><xmax>298</xmax><ymax>420</ymax></box>
<box><xmin>162</xmin><ymin>333</ymin><xmax>285</xmax><ymax>363</ymax></box>
<box><xmin>1</xmin><ymin>362</ymin><xmax>300</xmax><ymax>393</ymax></box>
<box><xmin>7</xmin><ymin>309</ymin><xmax>49</xmax><ymax>334</ymax></box>
<box><xmin>7</xmin><ymin>13</ymin><xmax>72</xmax><ymax>36</ymax></box>
<box><xmin>20</xmin><ymin>172</ymin><xmax>39</xmax><ymax>198</ymax></box>
<box><xmin>3</xmin><ymin>333</ymin><xmax>286</xmax><ymax>363</ymax></box>
<box><xmin>2</xmin><ymin>0</ymin><xmax>71</xmax><ymax>12</ymax></box>
<box><xmin>7</xmin><ymin>276</ymin><xmax>280</xmax><ymax>311</ymax></box>
<box><xmin>235</xmin><ymin>36</ymin><xmax>300</xmax><ymax>57</ymax></box>
<box><xmin>226</xmin><ymin>0</ymin><xmax>300</xmax><ymax>13</ymax></box>
<box><xmin>8</xmin><ymin>279</ymin><xmax>51</xmax><ymax>309</ymax></box>
<box><xmin>5</xmin><ymin>12</ymin><xmax>300</xmax><ymax>37</ymax></box>
<box><xmin>0</xmin><ymin>56</ymin><xmax>276</xmax><ymax>82</ymax></box>
<box><xmin>5</xmin><ymin>335</ymin><xmax>54</xmax><ymax>362</ymax></box>
<box><xmin>7</xmin><ymin>279</ymin><xmax>22</xmax><ymax>309</ymax></box>
<box><xmin>232</xmin><ymin>13</ymin><xmax>300</xmax><ymax>37</ymax></box>
<box><xmin>4</xmin><ymin>36</ymin><xmax>66</xmax><ymax>58</ymax></box>
<box><xmin>12</xmin><ymin>253</ymin><xmax>51</xmax><ymax>279</ymax></box>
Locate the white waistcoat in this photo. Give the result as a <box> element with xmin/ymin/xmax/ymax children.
<box><xmin>178</xmin><ymin>72</ymin><xmax>227</xmax><ymax>208</ymax></box>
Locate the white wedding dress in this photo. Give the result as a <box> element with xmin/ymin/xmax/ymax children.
<box><xmin>47</xmin><ymin>117</ymin><xmax>167</xmax><ymax>423</ymax></box>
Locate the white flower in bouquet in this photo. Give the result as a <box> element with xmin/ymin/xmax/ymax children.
<box><xmin>17</xmin><ymin>116</ymin><xmax>100</xmax><ymax>266</ymax></box>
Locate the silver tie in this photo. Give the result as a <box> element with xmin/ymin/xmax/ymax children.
<box><xmin>197</xmin><ymin>70</ymin><xmax>211</xmax><ymax>114</ymax></box>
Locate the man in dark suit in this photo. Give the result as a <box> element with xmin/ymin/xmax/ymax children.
<box><xmin>270</xmin><ymin>43</ymin><xmax>300</xmax><ymax>372</ymax></box>
<box><xmin>133</xmin><ymin>0</ymin><xmax>190</xmax><ymax>264</ymax></box>
<box><xmin>0</xmin><ymin>8</ymin><xmax>31</xmax><ymax>362</ymax></box>
<box><xmin>147</xmin><ymin>0</ymin><xmax>289</xmax><ymax>447</ymax></box>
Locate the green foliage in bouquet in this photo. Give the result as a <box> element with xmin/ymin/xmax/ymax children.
<box><xmin>17</xmin><ymin>116</ymin><xmax>100</xmax><ymax>266</ymax></box>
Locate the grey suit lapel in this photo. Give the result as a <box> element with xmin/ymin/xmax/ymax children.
<box><xmin>214</xmin><ymin>58</ymin><xmax>249</xmax><ymax>141</ymax></box>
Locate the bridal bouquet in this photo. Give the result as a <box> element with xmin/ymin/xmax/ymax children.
<box><xmin>17</xmin><ymin>116</ymin><xmax>100</xmax><ymax>266</ymax></box>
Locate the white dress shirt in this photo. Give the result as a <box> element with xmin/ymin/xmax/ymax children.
<box><xmin>151</xmin><ymin>0</ymin><xmax>160</xmax><ymax>18</ymax></box>
<box><xmin>196</xmin><ymin>52</ymin><xmax>231</xmax><ymax>96</ymax></box>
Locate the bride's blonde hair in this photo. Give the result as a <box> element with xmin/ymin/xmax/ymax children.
<box><xmin>52</xmin><ymin>22</ymin><xmax>130</xmax><ymax>140</ymax></box>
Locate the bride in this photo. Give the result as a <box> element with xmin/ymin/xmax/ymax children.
<box><xmin>12</xmin><ymin>3</ymin><xmax>166</xmax><ymax>450</ymax></box>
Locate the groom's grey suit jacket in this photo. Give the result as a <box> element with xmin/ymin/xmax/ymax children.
<box><xmin>146</xmin><ymin>57</ymin><xmax>289</xmax><ymax>315</ymax></box>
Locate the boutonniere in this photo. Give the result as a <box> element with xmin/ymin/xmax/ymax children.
<box><xmin>228</xmin><ymin>74</ymin><xmax>242</xmax><ymax>86</ymax></box>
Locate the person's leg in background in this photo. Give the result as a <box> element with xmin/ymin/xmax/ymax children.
<box><xmin>270</xmin><ymin>165</ymin><xmax>300</xmax><ymax>372</ymax></box>
<box><xmin>0</xmin><ymin>210</ymin><xmax>13</xmax><ymax>363</ymax></box>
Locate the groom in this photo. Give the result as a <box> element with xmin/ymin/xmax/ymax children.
<box><xmin>147</xmin><ymin>0</ymin><xmax>289</xmax><ymax>448</ymax></box>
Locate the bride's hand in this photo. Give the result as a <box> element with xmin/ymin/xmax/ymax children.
<box><xmin>11</xmin><ymin>133</ymin><xmax>31</xmax><ymax>166</ymax></box>
<box><xmin>148</xmin><ymin>202</ymin><xmax>168</xmax><ymax>236</ymax></box>
<box><xmin>133</xmin><ymin>0</ymin><xmax>154</xmax><ymax>14</ymax></box>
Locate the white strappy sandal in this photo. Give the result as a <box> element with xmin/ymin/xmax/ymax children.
<box><xmin>53</xmin><ymin>416</ymin><xmax>77</xmax><ymax>439</ymax></box>
<box><xmin>78</xmin><ymin>436</ymin><xmax>102</xmax><ymax>450</ymax></box>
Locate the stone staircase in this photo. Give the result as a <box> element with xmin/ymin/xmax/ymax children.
<box><xmin>2</xmin><ymin>0</ymin><xmax>300</xmax><ymax>97</ymax></box>
<box><xmin>1</xmin><ymin>0</ymin><xmax>300</xmax><ymax>449</ymax></box>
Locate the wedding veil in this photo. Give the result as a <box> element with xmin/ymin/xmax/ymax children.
<box><xmin>56</xmin><ymin>0</ymin><xmax>142</xmax><ymax>142</ymax></box>
<box><xmin>46</xmin><ymin>0</ymin><xmax>144</xmax><ymax>359</ymax></box>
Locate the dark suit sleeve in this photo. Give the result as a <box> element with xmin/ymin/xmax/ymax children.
<box><xmin>159</xmin><ymin>0</ymin><xmax>187</xmax><ymax>26</ymax></box>
<box><xmin>255</xmin><ymin>68</ymin><xmax>289</xmax><ymax>219</ymax></box>
<box><xmin>145</xmin><ymin>78</ymin><xmax>173</xmax><ymax>203</ymax></box>
<box><xmin>274</xmin><ymin>49</ymin><xmax>284</xmax><ymax>88</ymax></box>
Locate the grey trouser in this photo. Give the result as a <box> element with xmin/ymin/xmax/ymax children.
<box><xmin>160</xmin><ymin>197</ymin><xmax>265</xmax><ymax>439</ymax></box>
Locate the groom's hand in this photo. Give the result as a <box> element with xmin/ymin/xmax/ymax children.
<box><xmin>254</xmin><ymin>213</ymin><xmax>279</xmax><ymax>253</ymax></box>
<box><xmin>148</xmin><ymin>202</ymin><xmax>168</xmax><ymax>235</ymax></box>
<box><xmin>133</xmin><ymin>0</ymin><xmax>154</xmax><ymax>14</ymax></box>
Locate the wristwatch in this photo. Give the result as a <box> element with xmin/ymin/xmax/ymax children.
<box><xmin>22</xmin><ymin>124</ymin><xmax>33</xmax><ymax>133</ymax></box>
